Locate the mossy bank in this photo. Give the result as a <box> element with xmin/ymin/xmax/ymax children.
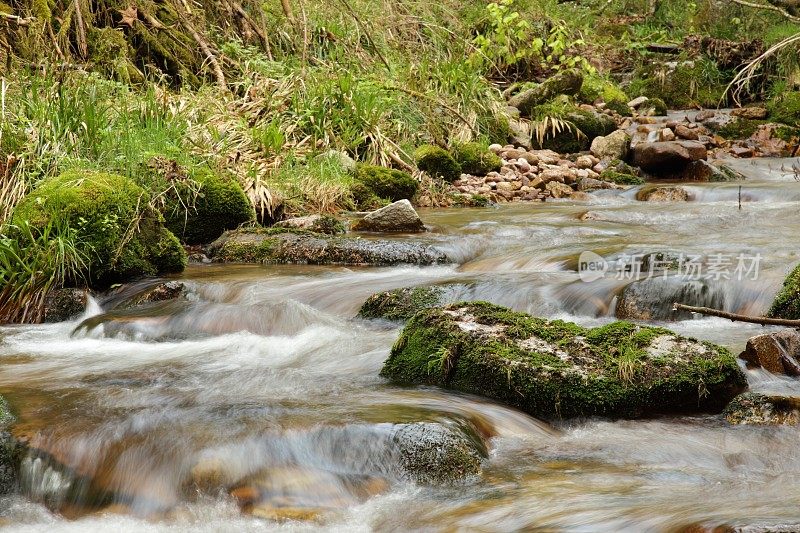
<box><xmin>12</xmin><ymin>170</ymin><xmax>186</xmax><ymax>287</ymax></box>
<box><xmin>381</xmin><ymin>302</ymin><xmax>746</xmax><ymax>420</ymax></box>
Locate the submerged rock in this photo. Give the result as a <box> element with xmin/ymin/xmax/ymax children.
<box><xmin>615</xmin><ymin>277</ymin><xmax>727</xmax><ymax>321</ymax></box>
<box><xmin>391</xmin><ymin>422</ymin><xmax>482</xmax><ymax>485</ymax></box>
<box><xmin>381</xmin><ymin>302</ymin><xmax>746</xmax><ymax>420</ymax></box>
<box><xmin>43</xmin><ymin>288</ymin><xmax>88</xmax><ymax>323</ymax></box>
<box><xmin>208</xmin><ymin>230</ymin><xmax>448</xmax><ymax>266</ymax></box>
<box><xmin>636</xmin><ymin>186</ymin><xmax>690</xmax><ymax>202</ymax></box>
<box><xmin>739</xmin><ymin>330</ymin><xmax>800</xmax><ymax>376</ymax></box>
<box><xmin>351</xmin><ymin>200</ymin><xmax>425</xmax><ymax>233</ymax></box>
<box><xmin>724</xmin><ymin>392</ymin><xmax>800</xmax><ymax>425</ymax></box>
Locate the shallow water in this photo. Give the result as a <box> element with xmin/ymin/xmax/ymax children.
<box><xmin>2</xmin><ymin>156</ymin><xmax>800</xmax><ymax>531</ymax></box>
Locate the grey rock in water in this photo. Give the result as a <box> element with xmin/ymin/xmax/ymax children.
<box><xmin>0</xmin><ymin>396</ymin><xmax>18</xmax><ymax>494</ymax></box>
<box><xmin>636</xmin><ymin>186</ymin><xmax>690</xmax><ymax>202</ymax></box>
<box><xmin>275</xmin><ymin>214</ymin><xmax>345</xmax><ymax>235</ymax></box>
<box><xmin>632</xmin><ymin>140</ymin><xmax>707</xmax><ymax>173</ymax></box>
<box><xmin>352</xmin><ymin>200</ymin><xmax>425</xmax><ymax>233</ymax></box>
<box><xmin>739</xmin><ymin>330</ymin><xmax>800</xmax><ymax>376</ymax></box>
<box><xmin>616</xmin><ymin>277</ymin><xmax>726</xmax><ymax>321</ymax></box>
<box><xmin>590</xmin><ymin>130</ymin><xmax>631</xmax><ymax>160</ymax></box>
<box><xmin>43</xmin><ymin>288</ymin><xmax>87</xmax><ymax>323</ymax></box>
<box><xmin>724</xmin><ymin>392</ymin><xmax>800</xmax><ymax>425</ymax></box>
<box><xmin>391</xmin><ymin>423</ymin><xmax>483</xmax><ymax>485</ymax></box>
<box><xmin>121</xmin><ymin>281</ymin><xmax>187</xmax><ymax>310</ymax></box>
<box><xmin>208</xmin><ymin>230</ymin><xmax>448</xmax><ymax>266</ymax></box>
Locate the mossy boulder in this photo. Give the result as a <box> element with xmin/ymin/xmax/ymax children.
<box><xmin>381</xmin><ymin>302</ymin><xmax>747</xmax><ymax>420</ymax></box>
<box><xmin>605</xmin><ymin>99</ymin><xmax>632</xmax><ymax>117</ymax></box>
<box><xmin>647</xmin><ymin>97</ymin><xmax>668</xmax><ymax>116</ymax></box>
<box><xmin>600</xmin><ymin>170</ymin><xmax>645</xmax><ymax>186</ymax></box>
<box><xmin>768</xmin><ymin>91</ymin><xmax>800</xmax><ymax>128</ymax></box>
<box><xmin>414</xmin><ymin>145</ymin><xmax>461</xmax><ymax>182</ymax></box>
<box><xmin>629</xmin><ymin>61</ymin><xmax>726</xmax><ymax>109</ymax></box>
<box><xmin>509</xmin><ymin>69</ymin><xmax>584</xmax><ymax>117</ymax></box>
<box><xmin>452</xmin><ymin>143</ymin><xmax>502</xmax><ymax>176</ymax></box>
<box><xmin>578</xmin><ymin>74</ymin><xmax>628</xmax><ymax>105</ymax></box>
<box><xmin>359</xmin><ymin>286</ymin><xmax>448</xmax><ymax>321</ymax></box>
<box><xmin>165</xmin><ymin>168</ymin><xmax>255</xmax><ymax>245</ymax></box>
<box><xmin>724</xmin><ymin>393</ymin><xmax>800</xmax><ymax>425</ymax></box>
<box><xmin>768</xmin><ymin>263</ymin><xmax>800</xmax><ymax>319</ymax></box>
<box><xmin>533</xmin><ymin>107</ymin><xmax>617</xmax><ymax>153</ymax></box>
<box><xmin>716</xmin><ymin>118</ymin><xmax>764</xmax><ymax>139</ymax></box>
<box><xmin>208</xmin><ymin>229</ymin><xmax>448</xmax><ymax>266</ymax></box>
<box><xmin>353</xmin><ymin>164</ymin><xmax>419</xmax><ymax>209</ymax></box>
<box><xmin>12</xmin><ymin>170</ymin><xmax>186</xmax><ymax>287</ymax></box>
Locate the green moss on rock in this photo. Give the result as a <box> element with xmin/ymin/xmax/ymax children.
<box><xmin>509</xmin><ymin>69</ymin><xmax>584</xmax><ymax>117</ymax></box>
<box><xmin>724</xmin><ymin>392</ymin><xmax>800</xmax><ymax>425</ymax></box>
<box><xmin>165</xmin><ymin>167</ymin><xmax>255</xmax><ymax>245</ymax></box>
<box><xmin>648</xmin><ymin>98</ymin><xmax>668</xmax><ymax>116</ymax></box>
<box><xmin>12</xmin><ymin>170</ymin><xmax>186</xmax><ymax>287</ymax></box>
<box><xmin>452</xmin><ymin>142</ymin><xmax>502</xmax><ymax>176</ymax></box>
<box><xmin>768</xmin><ymin>263</ymin><xmax>800</xmax><ymax>319</ymax></box>
<box><xmin>774</xmin><ymin>125</ymin><xmax>800</xmax><ymax>143</ymax></box>
<box><xmin>208</xmin><ymin>229</ymin><xmax>448</xmax><ymax>266</ymax></box>
<box><xmin>717</xmin><ymin>118</ymin><xmax>764</xmax><ymax>139</ymax></box>
<box><xmin>578</xmin><ymin>74</ymin><xmax>628</xmax><ymax>105</ymax></box>
<box><xmin>381</xmin><ymin>302</ymin><xmax>746</xmax><ymax>420</ymax></box>
<box><xmin>359</xmin><ymin>286</ymin><xmax>447</xmax><ymax>321</ymax></box>
<box><xmin>600</xmin><ymin>170</ymin><xmax>645</xmax><ymax>185</ymax></box>
<box><xmin>605</xmin><ymin>99</ymin><xmax>632</xmax><ymax>117</ymax></box>
<box><xmin>768</xmin><ymin>91</ymin><xmax>800</xmax><ymax>127</ymax></box>
<box><xmin>533</xmin><ymin>106</ymin><xmax>617</xmax><ymax>153</ymax></box>
<box><xmin>353</xmin><ymin>165</ymin><xmax>419</xmax><ymax>209</ymax></box>
<box><xmin>629</xmin><ymin>61</ymin><xmax>726</xmax><ymax>109</ymax></box>
<box><xmin>414</xmin><ymin>145</ymin><xmax>462</xmax><ymax>182</ymax></box>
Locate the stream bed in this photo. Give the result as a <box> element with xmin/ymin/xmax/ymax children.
<box><xmin>2</xmin><ymin>157</ymin><xmax>800</xmax><ymax>531</ymax></box>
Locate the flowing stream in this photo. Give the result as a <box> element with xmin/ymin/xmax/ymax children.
<box><xmin>2</xmin><ymin>157</ymin><xmax>800</xmax><ymax>531</ymax></box>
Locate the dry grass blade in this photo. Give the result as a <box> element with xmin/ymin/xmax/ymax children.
<box><xmin>725</xmin><ymin>32</ymin><xmax>800</xmax><ymax>105</ymax></box>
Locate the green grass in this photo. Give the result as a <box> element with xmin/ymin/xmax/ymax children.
<box><xmin>0</xmin><ymin>218</ymin><xmax>89</xmax><ymax>323</ymax></box>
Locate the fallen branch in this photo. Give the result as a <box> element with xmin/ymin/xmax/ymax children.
<box><xmin>729</xmin><ymin>0</ymin><xmax>800</xmax><ymax>22</ymax></box>
<box><xmin>673</xmin><ymin>303</ymin><xmax>800</xmax><ymax>328</ymax></box>
<box><xmin>0</xmin><ymin>11</ymin><xmax>32</xmax><ymax>25</ymax></box>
